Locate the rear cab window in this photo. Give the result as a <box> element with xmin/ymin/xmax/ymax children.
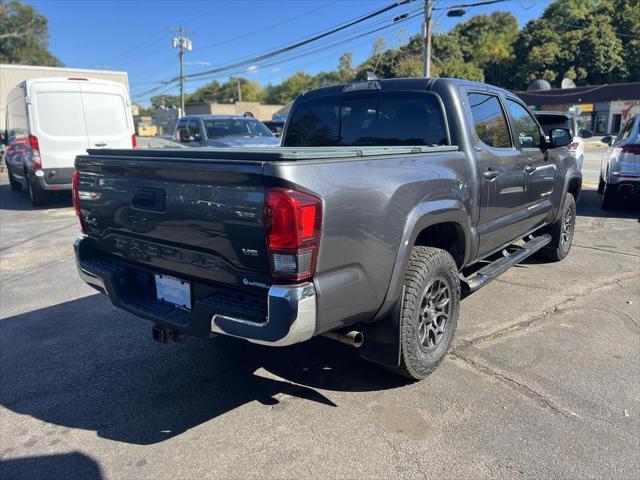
<box><xmin>187</xmin><ymin>119</ymin><xmax>202</xmax><ymax>141</ymax></box>
<box><xmin>284</xmin><ymin>90</ymin><xmax>449</xmax><ymax>147</ymax></box>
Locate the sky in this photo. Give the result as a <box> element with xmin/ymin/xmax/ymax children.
<box><xmin>28</xmin><ymin>0</ymin><xmax>553</xmax><ymax>105</ymax></box>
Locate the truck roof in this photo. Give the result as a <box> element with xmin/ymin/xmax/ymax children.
<box><xmin>297</xmin><ymin>77</ymin><xmax>514</xmax><ymax>101</ymax></box>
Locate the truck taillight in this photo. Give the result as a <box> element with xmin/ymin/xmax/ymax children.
<box><xmin>265</xmin><ymin>188</ymin><xmax>322</xmax><ymax>282</ymax></box>
<box><xmin>72</xmin><ymin>171</ymin><xmax>87</xmax><ymax>234</ymax></box>
<box><xmin>131</xmin><ymin>134</ymin><xmax>137</xmax><ymax>148</ymax></box>
<box><xmin>29</xmin><ymin>135</ymin><xmax>42</xmax><ymax>169</ymax></box>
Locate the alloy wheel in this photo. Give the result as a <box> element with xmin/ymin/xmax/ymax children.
<box><xmin>417</xmin><ymin>277</ymin><xmax>451</xmax><ymax>351</ymax></box>
<box><xmin>560</xmin><ymin>206</ymin><xmax>573</xmax><ymax>247</ymax></box>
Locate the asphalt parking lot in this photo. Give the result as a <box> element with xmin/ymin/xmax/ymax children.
<box><xmin>0</xmin><ymin>169</ymin><xmax>638</xmax><ymax>479</ymax></box>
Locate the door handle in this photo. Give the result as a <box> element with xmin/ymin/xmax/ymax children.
<box><xmin>94</xmin><ymin>142</ymin><xmax>107</xmax><ymax>147</ymax></box>
<box><xmin>524</xmin><ymin>165</ymin><xmax>537</xmax><ymax>174</ymax></box>
<box><xmin>483</xmin><ymin>169</ymin><xmax>499</xmax><ymax>180</ymax></box>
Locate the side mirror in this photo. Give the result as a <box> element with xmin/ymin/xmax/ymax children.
<box><xmin>600</xmin><ymin>135</ymin><xmax>612</xmax><ymax>146</ymax></box>
<box><xmin>578</xmin><ymin>129</ymin><xmax>593</xmax><ymax>139</ymax></box>
<box><xmin>549</xmin><ymin>128</ymin><xmax>572</xmax><ymax>148</ymax></box>
<box><xmin>178</xmin><ymin>128</ymin><xmax>191</xmax><ymax>143</ymax></box>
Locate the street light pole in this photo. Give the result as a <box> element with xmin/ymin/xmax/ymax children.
<box><xmin>179</xmin><ymin>27</ymin><xmax>185</xmax><ymax>115</ymax></box>
<box><xmin>171</xmin><ymin>26</ymin><xmax>192</xmax><ymax>116</ymax></box>
<box><xmin>423</xmin><ymin>0</ymin><xmax>433</xmax><ymax>77</ymax></box>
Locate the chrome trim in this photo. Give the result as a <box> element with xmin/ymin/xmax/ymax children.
<box><xmin>211</xmin><ymin>282</ymin><xmax>317</xmax><ymax>347</ymax></box>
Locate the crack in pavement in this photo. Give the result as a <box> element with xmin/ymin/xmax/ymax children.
<box><xmin>450</xmin><ymin>351</ymin><xmax>580</xmax><ymax>419</ymax></box>
<box><xmin>573</xmin><ymin>243</ymin><xmax>640</xmax><ymax>258</ymax></box>
<box><xmin>457</xmin><ymin>271</ymin><xmax>640</xmax><ymax>347</ymax></box>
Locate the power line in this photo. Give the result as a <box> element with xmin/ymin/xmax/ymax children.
<box><xmin>180</xmin><ymin>0</ymin><xmax>414</xmax><ymax>82</ymax></box>
<box><xmin>132</xmin><ymin>8</ymin><xmax>423</xmax><ymax>101</ymax></box>
<box><xmin>132</xmin><ymin>0</ymin><xmax>418</xmax><ymax>98</ymax></box>
<box><xmin>195</xmin><ymin>1</ymin><xmax>339</xmax><ymax>52</ymax></box>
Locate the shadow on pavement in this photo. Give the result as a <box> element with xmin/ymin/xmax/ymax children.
<box><xmin>0</xmin><ymin>452</ymin><xmax>103</xmax><ymax>480</ymax></box>
<box><xmin>0</xmin><ymin>183</ymin><xmax>72</xmax><ymax>211</ymax></box>
<box><xmin>0</xmin><ymin>295</ymin><xmax>406</xmax><ymax>446</ymax></box>
<box><xmin>577</xmin><ymin>189</ymin><xmax>640</xmax><ymax>220</ymax></box>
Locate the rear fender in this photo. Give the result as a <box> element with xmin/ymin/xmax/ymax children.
<box><xmin>554</xmin><ymin>168</ymin><xmax>582</xmax><ymax>221</ymax></box>
<box><xmin>359</xmin><ymin>199</ymin><xmax>471</xmax><ymax>367</ymax></box>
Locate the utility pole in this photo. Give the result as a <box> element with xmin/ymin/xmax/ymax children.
<box><xmin>423</xmin><ymin>0</ymin><xmax>433</xmax><ymax>77</ymax></box>
<box><xmin>236</xmin><ymin>79</ymin><xmax>242</xmax><ymax>113</ymax></box>
<box><xmin>171</xmin><ymin>27</ymin><xmax>192</xmax><ymax>116</ymax></box>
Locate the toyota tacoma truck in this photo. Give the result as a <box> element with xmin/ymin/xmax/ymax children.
<box><xmin>73</xmin><ymin>77</ymin><xmax>581</xmax><ymax>380</ymax></box>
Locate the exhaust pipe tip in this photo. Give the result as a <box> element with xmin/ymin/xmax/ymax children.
<box><xmin>322</xmin><ymin>330</ymin><xmax>364</xmax><ymax>348</ymax></box>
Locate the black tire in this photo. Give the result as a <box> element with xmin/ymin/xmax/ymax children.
<box><xmin>8</xmin><ymin>171</ymin><xmax>22</xmax><ymax>191</ymax></box>
<box><xmin>539</xmin><ymin>193</ymin><xmax>576</xmax><ymax>262</ymax></box>
<box><xmin>597</xmin><ymin>176</ymin><xmax>605</xmax><ymax>194</ymax></box>
<box><xmin>601</xmin><ymin>185</ymin><xmax>618</xmax><ymax>210</ymax></box>
<box><xmin>389</xmin><ymin>246</ymin><xmax>460</xmax><ymax>380</ymax></box>
<box><xmin>26</xmin><ymin>173</ymin><xmax>47</xmax><ymax>207</ymax></box>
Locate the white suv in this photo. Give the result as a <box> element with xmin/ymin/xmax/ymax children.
<box><xmin>599</xmin><ymin>115</ymin><xmax>640</xmax><ymax>209</ymax></box>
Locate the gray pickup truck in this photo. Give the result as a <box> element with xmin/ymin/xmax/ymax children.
<box><xmin>73</xmin><ymin>77</ymin><xmax>581</xmax><ymax>380</ymax></box>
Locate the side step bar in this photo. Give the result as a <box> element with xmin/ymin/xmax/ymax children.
<box><xmin>462</xmin><ymin>234</ymin><xmax>552</xmax><ymax>293</ymax></box>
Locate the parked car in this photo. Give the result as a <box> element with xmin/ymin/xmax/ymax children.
<box><xmin>3</xmin><ymin>77</ymin><xmax>135</xmax><ymax>206</ymax></box>
<box><xmin>599</xmin><ymin>115</ymin><xmax>640</xmax><ymax>209</ymax></box>
<box><xmin>534</xmin><ymin>111</ymin><xmax>591</xmax><ymax>170</ymax></box>
<box><xmin>262</xmin><ymin>120</ymin><xmax>286</xmax><ymax>137</ymax></box>
<box><xmin>173</xmin><ymin>115</ymin><xmax>280</xmax><ymax>147</ymax></box>
<box><xmin>73</xmin><ymin>77</ymin><xmax>579</xmax><ymax>380</ymax></box>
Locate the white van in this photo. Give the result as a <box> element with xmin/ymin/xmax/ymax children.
<box><xmin>3</xmin><ymin>77</ymin><xmax>135</xmax><ymax>205</ymax></box>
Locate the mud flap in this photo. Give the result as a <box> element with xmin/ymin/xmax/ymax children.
<box><xmin>358</xmin><ymin>294</ymin><xmax>403</xmax><ymax>368</ymax></box>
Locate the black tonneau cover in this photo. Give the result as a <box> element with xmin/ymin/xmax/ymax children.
<box><xmin>83</xmin><ymin>145</ymin><xmax>459</xmax><ymax>162</ymax></box>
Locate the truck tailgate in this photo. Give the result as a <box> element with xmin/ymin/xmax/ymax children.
<box><xmin>75</xmin><ymin>154</ymin><xmax>271</xmax><ymax>290</ymax></box>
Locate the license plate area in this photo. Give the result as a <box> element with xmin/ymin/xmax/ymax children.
<box><xmin>155</xmin><ymin>274</ymin><xmax>191</xmax><ymax>310</ymax></box>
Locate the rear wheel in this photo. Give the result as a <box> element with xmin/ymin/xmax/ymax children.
<box><xmin>389</xmin><ymin>246</ymin><xmax>460</xmax><ymax>380</ymax></box>
<box><xmin>597</xmin><ymin>176</ymin><xmax>605</xmax><ymax>194</ymax></box>
<box><xmin>539</xmin><ymin>193</ymin><xmax>576</xmax><ymax>262</ymax></box>
<box><xmin>8</xmin><ymin>171</ymin><xmax>22</xmax><ymax>191</ymax></box>
<box><xmin>26</xmin><ymin>173</ymin><xmax>47</xmax><ymax>207</ymax></box>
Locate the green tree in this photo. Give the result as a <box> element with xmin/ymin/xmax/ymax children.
<box><xmin>338</xmin><ymin>52</ymin><xmax>355</xmax><ymax>82</ymax></box>
<box><xmin>512</xmin><ymin>0</ymin><xmax>634</xmax><ymax>87</ymax></box>
<box><xmin>264</xmin><ymin>72</ymin><xmax>317</xmax><ymax>104</ymax></box>
<box><xmin>449</xmin><ymin>12</ymin><xmax>519</xmax><ymax>86</ymax></box>
<box><xmin>0</xmin><ymin>0</ymin><xmax>61</xmax><ymax>66</ymax></box>
<box><xmin>150</xmin><ymin>94</ymin><xmax>180</xmax><ymax>108</ymax></box>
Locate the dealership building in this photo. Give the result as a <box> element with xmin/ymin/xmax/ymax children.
<box><xmin>516</xmin><ymin>82</ymin><xmax>640</xmax><ymax>135</ymax></box>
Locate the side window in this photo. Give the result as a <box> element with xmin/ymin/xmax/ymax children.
<box><xmin>188</xmin><ymin>119</ymin><xmax>201</xmax><ymax>141</ymax></box>
<box><xmin>505</xmin><ymin>99</ymin><xmax>541</xmax><ymax>149</ymax></box>
<box><xmin>468</xmin><ymin>93</ymin><xmax>511</xmax><ymax>149</ymax></box>
<box><xmin>7</xmin><ymin>96</ymin><xmax>28</xmax><ymax>142</ymax></box>
<box><xmin>617</xmin><ymin>119</ymin><xmax>633</xmax><ymax>141</ymax></box>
